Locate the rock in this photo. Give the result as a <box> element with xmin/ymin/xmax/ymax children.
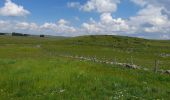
<box><xmin>143</xmin><ymin>68</ymin><xmax>149</xmax><ymax>71</ymax></box>
<box><xmin>165</xmin><ymin>70</ymin><xmax>170</xmax><ymax>74</ymax></box>
<box><xmin>36</xmin><ymin>45</ymin><xmax>41</xmax><ymax>48</ymax></box>
<box><xmin>117</xmin><ymin>63</ymin><xmax>124</xmax><ymax>66</ymax></box>
<box><xmin>59</xmin><ymin>89</ymin><xmax>65</xmax><ymax>93</ymax></box>
<box><xmin>110</xmin><ymin>62</ymin><xmax>114</xmax><ymax>64</ymax></box>
<box><xmin>125</xmin><ymin>64</ymin><xmax>140</xmax><ymax>69</ymax></box>
<box><xmin>79</xmin><ymin>56</ymin><xmax>84</xmax><ymax>59</ymax></box>
<box><xmin>106</xmin><ymin>61</ymin><xmax>110</xmax><ymax>64</ymax></box>
<box><xmin>160</xmin><ymin>53</ymin><xmax>170</xmax><ymax>57</ymax></box>
<box><xmin>158</xmin><ymin>69</ymin><xmax>165</xmax><ymax>73</ymax></box>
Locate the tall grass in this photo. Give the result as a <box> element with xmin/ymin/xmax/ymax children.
<box><xmin>0</xmin><ymin>35</ymin><xmax>170</xmax><ymax>99</ymax></box>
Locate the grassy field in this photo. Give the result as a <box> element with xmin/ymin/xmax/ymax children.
<box><xmin>45</xmin><ymin>35</ymin><xmax>170</xmax><ymax>70</ymax></box>
<box><xmin>0</xmin><ymin>35</ymin><xmax>170</xmax><ymax>99</ymax></box>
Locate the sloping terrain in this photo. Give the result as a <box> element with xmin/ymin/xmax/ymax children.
<box><xmin>48</xmin><ymin>35</ymin><xmax>170</xmax><ymax>70</ymax></box>
<box><xmin>0</xmin><ymin>35</ymin><xmax>170</xmax><ymax>99</ymax></box>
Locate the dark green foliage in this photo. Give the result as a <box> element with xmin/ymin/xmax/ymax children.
<box><xmin>12</xmin><ymin>32</ymin><xmax>25</xmax><ymax>36</ymax></box>
<box><xmin>40</xmin><ymin>34</ymin><xmax>45</xmax><ymax>37</ymax></box>
<box><xmin>23</xmin><ymin>34</ymin><xmax>30</xmax><ymax>36</ymax></box>
<box><xmin>0</xmin><ymin>33</ymin><xmax>6</xmax><ymax>35</ymax></box>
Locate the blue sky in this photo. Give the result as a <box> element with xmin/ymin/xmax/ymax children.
<box><xmin>0</xmin><ymin>0</ymin><xmax>100</xmax><ymax>24</ymax></box>
<box><xmin>0</xmin><ymin>0</ymin><xmax>170</xmax><ymax>39</ymax></box>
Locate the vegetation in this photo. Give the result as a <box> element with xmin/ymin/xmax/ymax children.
<box><xmin>0</xmin><ymin>35</ymin><xmax>170</xmax><ymax>99</ymax></box>
<box><xmin>0</xmin><ymin>33</ymin><xmax>6</xmax><ymax>35</ymax></box>
<box><xmin>48</xmin><ymin>35</ymin><xmax>170</xmax><ymax>70</ymax></box>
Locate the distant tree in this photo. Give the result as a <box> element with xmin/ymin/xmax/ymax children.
<box><xmin>0</xmin><ymin>33</ymin><xmax>6</xmax><ymax>35</ymax></box>
<box><xmin>40</xmin><ymin>34</ymin><xmax>45</xmax><ymax>37</ymax></box>
<box><xmin>23</xmin><ymin>34</ymin><xmax>30</xmax><ymax>36</ymax></box>
<box><xmin>12</xmin><ymin>32</ymin><xmax>24</xmax><ymax>36</ymax></box>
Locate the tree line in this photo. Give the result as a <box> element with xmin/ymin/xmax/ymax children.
<box><xmin>0</xmin><ymin>32</ymin><xmax>45</xmax><ymax>37</ymax></box>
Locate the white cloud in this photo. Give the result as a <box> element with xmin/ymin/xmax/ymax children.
<box><xmin>15</xmin><ymin>22</ymin><xmax>38</xmax><ymax>30</ymax></box>
<box><xmin>57</xmin><ymin>19</ymin><xmax>69</xmax><ymax>25</ymax></box>
<box><xmin>130</xmin><ymin>0</ymin><xmax>147</xmax><ymax>7</ymax></box>
<box><xmin>100</xmin><ymin>13</ymin><xmax>114</xmax><ymax>24</ymax></box>
<box><xmin>0</xmin><ymin>0</ymin><xmax>170</xmax><ymax>39</ymax></box>
<box><xmin>69</xmin><ymin>0</ymin><xmax>120</xmax><ymax>13</ymax></box>
<box><xmin>100</xmin><ymin>13</ymin><xmax>129</xmax><ymax>31</ymax></box>
<box><xmin>0</xmin><ymin>15</ymin><xmax>130</xmax><ymax>36</ymax></box>
<box><xmin>131</xmin><ymin>0</ymin><xmax>170</xmax><ymax>16</ymax></box>
<box><xmin>40</xmin><ymin>19</ymin><xmax>76</xmax><ymax>35</ymax></box>
<box><xmin>67</xmin><ymin>2</ymin><xmax>81</xmax><ymax>8</ymax></box>
<box><xmin>0</xmin><ymin>19</ymin><xmax>77</xmax><ymax>36</ymax></box>
<box><xmin>79</xmin><ymin>2</ymin><xmax>170</xmax><ymax>36</ymax></box>
<box><xmin>0</xmin><ymin>20</ymin><xmax>11</xmax><ymax>31</ymax></box>
<box><xmin>129</xmin><ymin>5</ymin><xmax>170</xmax><ymax>33</ymax></box>
<box><xmin>81</xmin><ymin>13</ymin><xmax>129</xmax><ymax>35</ymax></box>
<box><xmin>130</xmin><ymin>5</ymin><xmax>166</xmax><ymax>26</ymax></box>
<box><xmin>40</xmin><ymin>23</ymin><xmax>56</xmax><ymax>30</ymax></box>
<box><xmin>0</xmin><ymin>0</ymin><xmax>30</xmax><ymax>17</ymax></box>
<box><xmin>0</xmin><ymin>20</ymin><xmax>9</xmax><ymax>26</ymax></box>
<box><xmin>82</xmin><ymin>22</ymin><xmax>101</xmax><ymax>34</ymax></box>
<box><xmin>160</xmin><ymin>34</ymin><xmax>170</xmax><ymax>39</ymax></box>
<box><xmin>67</xmin><ymin>0</ymin><xmax>170</xmax><ymax>36</ymax></box>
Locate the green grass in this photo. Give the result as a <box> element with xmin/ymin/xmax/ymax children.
<box><xmin>0</xmin><ymin>58</ymin><xmax>170</xmax><ymax>99</ymax></box>
<box><xmin>0</xmin><ymin>35</ymin><xmax>170</xmax><ymax>99</ymax></box>
<box><xmin>49</xmin><ymin>35</ymin><xmax>170</xmax><ymax>70</ymax></box>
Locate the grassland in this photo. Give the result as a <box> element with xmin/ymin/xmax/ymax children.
<box><xmin>46</xmin><ymin>35</ymin><xmax>170</xmax><ymax>70</ymax></box>
<box><xmin>0</xmin><ymin>35</ymin><xmax>170</xmax><ymax>99</ymax></box>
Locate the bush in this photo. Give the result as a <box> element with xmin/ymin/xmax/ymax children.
<box><xmin>40</xmin><ymin>34</ymin><xmax>45</xmax><ymax>37</ymax></box>
<box><xmin>12</xmin><ymin>32</ymin><xmax>24</xmax><ymax>36</ymax></box>
<box><xmin>0</xmin><ymin>33</ymin><xmax>6</xmax><ymax>35</ymax></box>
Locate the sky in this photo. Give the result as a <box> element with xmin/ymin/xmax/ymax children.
<box><xmin>0</xmin><ymin>0</ymin><xmax>170</xmax><ymax>39</ymax></box>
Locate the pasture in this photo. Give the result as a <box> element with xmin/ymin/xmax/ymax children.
<box><xmin>0</xmin><ymin>35</ymin><xmax>170</xmax><ymax>99</ymax></box>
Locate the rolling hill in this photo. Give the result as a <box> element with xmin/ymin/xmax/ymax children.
<box><xmin>0</xmin><ymin>35</ymin><xmax>170</xmax><ymax>99</ymax></box>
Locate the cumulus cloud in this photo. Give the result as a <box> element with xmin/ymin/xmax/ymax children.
<box><xmin>69</xmin><ymin>0</ymin><xmax>120</xmax><ymax>13</ymax></box>
<box><xmin>0</xmin><ymin>20</ymin><xmax>11</xmax><ymax>31</ymax></box>
<box><xmin>0</xmin><ymin>0</ymin><xmax>170</xmax><ymax>39</ymax></box>
<box><xmin>160</xmin><ymin>34</ymin><xmax>170</xmax><ymax>39</ymax></box>
<box><xmin>0</xmin><ymin>15</ymin><xmax>129</xmax><ymax>36</ymax></box>
<box><xmin>57</xmin><ymin>19</ymin><xmax>69</xmax><ymax>25</ymax></box>
<box><xmin>130</xmin><ymin>0</ymin><xmax>147</xmax><ymax>7</ymax></box>
<box><xmin>82</xmin><ymin>22</ymin><xmax>102</xmax><ymax>34</ymax></box>
<box><xmin>129</xmin><ymin>5</ymin><xmax>170</xmax><ymax>33</ymax></box>
<box><xmin>81</xmin><ymin>13</ymin><xmax>129</xmax><ymax>35</ymax></box>
<box><xmin>131</xmin><ymin>0</ymin><xmax>170</xmax><ymax>16</ymax></box>
<box><xmin>0</xmin><ymin>0</ymin><xmax>30</xmax><ymax>17</ymax></box>
<box><xmin>67</xmin><ymin>0</ymin><xmax>170</xmax><ymax>36</ymax></box>
<box><xmin>100</xmin><ymin>13</ymin><xmax>129</xmax><ymax>31</ymax></box>
<box><xmin>78</xmin><ymin>0</ymin><xmax>170</xmax><ymax>37</ymax></box>
<box><xmin>15</xmin><ymin>22</ymin><xmax>39</xmax><ymax>30</ymax></box>
<box><xmin>67</xmin><ymin>2</ymin><xmax>81</xmax><ymax>8</ymax></box>
<box><xmin>0</xmin><ymin>19</ymin><xmax>77</xmax><ymax>36</ymax></box>
<box><xmin>40</xmin><ymin>19</ymin><xmax>76</xmax><ymax>34</ymax></box>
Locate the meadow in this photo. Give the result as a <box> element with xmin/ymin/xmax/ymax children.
<box><xmin>0</xmin><ymin>35</ymin><xmax>170</xmax><ymax>99</ymax></box>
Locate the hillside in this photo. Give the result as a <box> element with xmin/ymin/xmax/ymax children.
<box><xmin>52</xmin><ymin>35</ymin><xmax>170</xmax><ymax>70</ymax></box>
<box><xmin>0</xmin><ymin>35</ymin><xmax>170</xmax><ymax>99</ymax></box>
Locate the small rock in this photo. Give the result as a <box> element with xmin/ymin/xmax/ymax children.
<box><xmin>59</xmin><ymin>89</ymin><xmax>65</xmax><ymax>93</ymax></box>
<box><xmin>110</xmin><ymin>62</ymin><xmax>114</xmax><ymax>64</ymax></box>
<box><xmin>36</xmin><ymin>45</ymin><xmax>41</xmax><ymax>48</ymax></box>
<box><xmin>158</xmin><ymin>69</ymin><xmax>165</xmax><ymax>73</ymax></box>
<box><xmin>143</xmin><ymin>68</ymin><xmax>149</xmax><ymax>71</ymax></box>
<box><xmin>165</xmin><ymin>70</ymin><xmax>170</xmax><ymax>74</ymax></box>
<box><xmin>125</xmin><ymin>64</ymin><xmax>140</xmax><ymax>69</ymax></box>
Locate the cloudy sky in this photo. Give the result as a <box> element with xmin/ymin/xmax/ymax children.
<box><xmin>0</xmin><ymin>0</ymin><xmax>170</xmax><ymax>39</ymax></box>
